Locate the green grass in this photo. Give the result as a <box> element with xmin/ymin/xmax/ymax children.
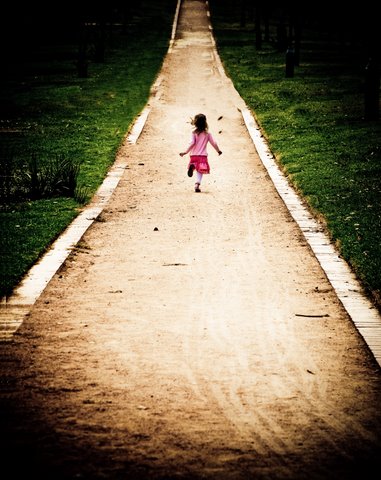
<box><xmin>0</xmin><ymin>0</ymin><xmax>177</xmax><ymax>298</ymax></box>
<box><xmin>209</xmin><ymin>2</ymin><xmax>381</xmax><ymax>306</ymax></box>
<box><xmin>1</xmin><ymin>199</ymin><xmax>79</xmax><ymax>292</ymax></box>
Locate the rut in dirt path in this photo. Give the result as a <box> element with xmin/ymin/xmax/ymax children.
<box><xmin>1</xmin><ymin>1</ymin><xmax>381</xmax><ymax>479</ymax></box>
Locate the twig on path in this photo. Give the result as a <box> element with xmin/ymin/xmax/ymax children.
<box><xmin>162</xmin><ymin>263</ymin><xmax>188</xmax><ymax>266</ymax></box>
<box><xmin>295</xmin><ymin>313</ymin><xmax>330</xmax><ymax>318</ymax></box>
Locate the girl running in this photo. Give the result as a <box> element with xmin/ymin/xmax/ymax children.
<box><xmin>179</xmin><ymin>113</ymin><xmax>222</xmax><ymax>192</ymax></box>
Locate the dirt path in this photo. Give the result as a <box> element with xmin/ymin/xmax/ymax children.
<box><xmin>1</xmin><ymin>1</ymin><xmax>381</xmax><ymax>479</ymax></box>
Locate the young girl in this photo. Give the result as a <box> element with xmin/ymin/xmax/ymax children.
<box><xmin>179</xmin><ymin>113</ymin><xmax>222</xmax><ymax>192</ymax></box>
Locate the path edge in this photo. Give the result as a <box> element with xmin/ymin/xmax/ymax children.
<box><xmin>206</xmin><ymin>1</ymin><xmax>381</xmax><ymax>368</ymax></box>
<box><xmin>0</xmin><ymin>0</ymin><xmax>183</xmax><ymax>342</ymax></box>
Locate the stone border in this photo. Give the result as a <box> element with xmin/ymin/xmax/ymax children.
<box><xmin>240</xmin><ymin>108</ymin><xmax>381</xmax><ymax>368</ymax></box>
<box><xmin>0</xmin><ymin>158</ymin><xmax>130</xmax><ymax>341</ymax></box>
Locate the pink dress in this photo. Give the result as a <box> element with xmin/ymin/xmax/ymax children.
<box><xmin>183</xmin><ymin>131</ymin><xmax>221</xmax><ymax>174</ymax></box>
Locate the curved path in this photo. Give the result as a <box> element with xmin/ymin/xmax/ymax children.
<box><xmin>1</xmin><ymin>1</ymin><xmax>381</xmax><ymax>479</ymax></box>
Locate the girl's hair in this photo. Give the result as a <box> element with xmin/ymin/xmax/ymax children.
<box><xmin>191</xmin><ymin>113</ymin><xmax>208</xmax><ymax>133</ymax></box>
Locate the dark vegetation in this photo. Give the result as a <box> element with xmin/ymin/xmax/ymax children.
<box><xmin>0</xmin><ymin>0</ymin><xmax>177</xmax><ymax>297</ymax></box>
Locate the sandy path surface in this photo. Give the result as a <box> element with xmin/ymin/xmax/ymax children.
<box><xmin>1</xmin><ymin>1</ymin><xmax>381</xmax><ymax>479</ymax></box>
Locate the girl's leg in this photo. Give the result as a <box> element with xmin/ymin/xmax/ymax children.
<box><xmin>195</xmin><ymin>171</ymin><xmax>203</xmax><ymax>192</ymax></box>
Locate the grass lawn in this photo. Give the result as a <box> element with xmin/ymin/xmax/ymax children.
<box><xmin>208</xmin><ymin>1</ymin><xmax>381</xmax><ymax>308</ymax></box>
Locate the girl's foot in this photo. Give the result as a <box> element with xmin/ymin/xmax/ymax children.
<box><xmin>188</xmin><ymin>164</ymin><xmax>195</xmax><ymax>177</ymax></box>
<box><xmin>195</xmin><ymin>183</ymin><xmax>201</xmax><ymax>192</ymax></box>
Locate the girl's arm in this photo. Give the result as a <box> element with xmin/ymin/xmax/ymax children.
<box><xmin>208</xmin><ymin>133</ymin><xmax>222</xmax><ymax>155</ymax></box>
